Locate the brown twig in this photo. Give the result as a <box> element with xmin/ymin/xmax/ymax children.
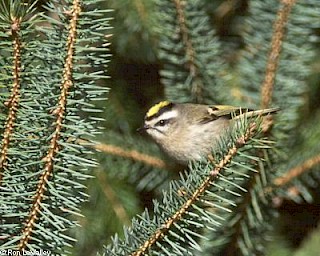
<box><xmin>133</xmin><ymin>0</ymin><xmax>147</xmax><ymax>23</ymax></box>
<box><xmin>131</xmin><ymin>123</ymin><xmax>257</xmax><ymax>256</ymax></box>
<box><xmin>18</xmin><ymin>0</ymin><xmax>81</xmax><ymax>250</ymax></box>
<box><xmin>79</xmin><ymin>139</ymin><xmax>168</xmax><ymax>170</ymax></box>
<box><xmin>260</xmin><ymin>0</ymin><xmax>296</xmax><ymax>109</ymax></box>
<box><xmin>215</xmin><ymin>0</ymin><xmax>237</xmax><ymax>20</ymax></box>
<box><xmin>97</xmin><ymin>170</ymin><xmax>131</xmax><ymax>225</ymax></box>
<box><xmin>174</xmin><ymin>0</ymin><xmax>203</xmax><ymax>103</ymax></box>
<box><xmin>0</xmin><ymin>17</ymin><xmax>22</xmax><ymax>183</ymax></box>
<box><xmin>274</xmin><ymin>154</ymin><xmax>320</xmax><ymax>187</ymax></box>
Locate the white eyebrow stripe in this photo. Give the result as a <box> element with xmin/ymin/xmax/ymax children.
<box><xmin>157</xmin><ymin>110</ymin><xmax>178</xmax><ymax>120</ymax></box>
<box><xmin>146</xmin><ymin>110</ymin><xmax>178</xmax><ymax>124</ymax></box>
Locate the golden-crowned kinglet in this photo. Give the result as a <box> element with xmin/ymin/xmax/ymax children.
<box><xmin>138</xmin><ymin>101</ymin><xmax>279</xmax><ymax>163</ymax></box>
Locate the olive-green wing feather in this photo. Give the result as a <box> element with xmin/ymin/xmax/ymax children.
<box><xmin>208</xmin><ymin>105</ymin><xmax>253</xmax><ymax>118</ymax></box>
<box><xmin>199</xmin><ymin>105</ymin><xmax>279</xmax><ymax>124</ymax></box>
<box><xmin>198</xmin><ymin>105</ymin><xmax>242</xmax><ymax>124</ymax></box>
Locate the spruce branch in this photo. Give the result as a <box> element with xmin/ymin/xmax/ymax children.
<box><xmin>78</xmin><ymin>139</ymin><xmax>168</xmax><ymax>170</ymax></box>
<box><xmin>157</xmin><ymin>0</ymin><xmax>225</xmax><ymax>104</ymax></box>
<box><xmin>220</xmin><ymin>2</ymin><xmax>296</xmax><ymax>246</ymax></box>
<box><xmin>97</xmin><ymin>170</ymin><xmax>131</xmax><ymax>226</ymax></box>
<box><xmin>274</xmin><ymin>154</ymin><xmax>320</xmax><ymax>187</ymax></box>
<box><xmin>0</xmin><ymin>16</ymin><xmax>22</xmax><ymax>183</ymax></box>
<box><xmin>173</xmin><ymin>0</ymin><xmax>203</xmax><ymax>103</ymax></box>
<box><xmin>18</xmin><ymin>0</ymin><xmax>81</xmax><ymax>249</ymax></box>
<box><xmin>0</xmin><ymin>0</ymin><xmax>111</xmax><ymax>252</ymax></box>
<box><xmin>130</xmin><ymin>122</ymin><xmax>257</xmax><ymax>256</ymax></box>
<box><xmin>133</xmin><ymin>0</ymin><xmax>147</xmax><ymax>25</ymax></box>
<box><xmin>260</xmin><ymin>0</ymin><xmax>296</xmax><ymax>109</ymax></box>
<box><xmin>100</xmin><ymin>1</ymin><xmax>319</xmax><ymax>255</ymax></box>
<box><xmin>221</xmin><ymin>171</ymin><xmax>259</xmax><ymax>256</ymax></box>
<box><xmin>261</xmin><ymin>153</ymin><xmax>320</xmax><ymax>207</ymax></box>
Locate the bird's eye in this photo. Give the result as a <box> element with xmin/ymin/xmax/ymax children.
<box><xmin>157</xmin><ymin>119</ymin><xmax>167</xmax><ymax>126</ymax></box>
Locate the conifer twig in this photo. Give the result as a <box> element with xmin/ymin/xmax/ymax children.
<box><xmin>260</xmin><ymin>0</ymin><xmax>296</xmax><ymax>109</ymax></box>
<box><xmin>97</xmin><ymin>170</ymin><xmax>131</xmax><ymax>225</ymax></box>
<box><xmin>263</xmin><ymin>154</ymin><xmax>320</xmax><ymax>198</ymax></box>
<box><xmin>18</xmin><ymin>0</ymin><xmax>81</xmax><ymax>249</ymax></box>
<box><xmin>274</xmin><ymin>154</ymin><xmax>320</xmax><ymax>186</ymax></box>
<box><xmin>133</xmin><ymin>0</ymin><xmax>147</xmax><ymax>23</ymax></box>
<box><xmin>0</xmin><ymin>17</ymin><xmax>22</xmax><ymax>183</ymax></box>
<box><xmin>79</xmin><ymin>139</ymin><xmax>168</xmax><ymax>170</ymax></box>
<box><xmin>131</xmin><ymin>123</ymin><xmax>257</xmax><ymax>256</ymax></box>
<box><xmin>174</xmin><ymin>0</ymin><xmax>203</xmax><ymax>102</ymax></box>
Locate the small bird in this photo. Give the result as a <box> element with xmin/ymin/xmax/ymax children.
<box><xmin>138</xmin><ymin>101</ymin><xmax>279</xmax><ymax>163</ymax></box>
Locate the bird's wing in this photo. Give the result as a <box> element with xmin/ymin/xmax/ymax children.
<box><xmin>197</xmin><ymin>105</ymin><xmax>241</xmax><ymax>124</ymax></box>
<box><xmin>199</xmin><ymin>105</ymin><xmax>279</xmax><ymax>124</ymax></box>
<box><xmin>208</xmin><ymin>105</ymin><xmax>252</xmax><ymax>118</ymax></box>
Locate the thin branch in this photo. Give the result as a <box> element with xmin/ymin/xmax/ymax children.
<box><xmin>131</xmin><ymin>123</ymin><xmax>257</xmax><ymax>256</ymax></box>
<box><xmin>97</xmin><ymin>170</ymin><xmax>131</xmax><ymax>226</ymax></box>
<box><xmin>215</xmin><ymin>0</ymin><xmax>237</xmax><ymax>20</ymax></box>
<box><xmin>133</xmin><ymin>0</ymin><xmax>147</xmax><ymax>24</ymax></box>
<box><xmin>274</xmin><ymin>154</ymin><xmax>320</xmax><ymax>187</ymax></box>
<box><xmin>262</xmin><ymin>154</ymin><xmax>320</xmax><ymax>199</ymax></box>
<box><xmin>174</xmin><ymin>0</ymin><xmax>203</xmax><ymax>103</ymax></box>
<box><xmin>260</xmin><ymin>0</ymin><xmax>296</xmax><ymax>109</ymax></box>
<box><xmin>78</xmin><ymin>139</ymin><xmax>169</xmax><ymax>170</ymax></box>
<box><xmin>18</xmin><ymin>0</ymin><xmax>81</xmax><ymax>249</ymax></box>
<box><xmin>0</xmin><ymin>17</ymin><xmax>22</xmax><ymax>183</ymax></box>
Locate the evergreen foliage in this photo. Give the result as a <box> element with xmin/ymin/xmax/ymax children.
<box><xmin>97</xmin><ymin>0</ymin><xmax>320</xmax><ymax>256</ymax></box>
<box><xmin>0</xmin><ymin>0</ymin><xmax>111</xmax><ymax>254</ymax></box>
<box><xmin>104</xmin><ymin>118</ymin><xmax>276</xmax><ymax>256</ymax></box>
<box><xmin>1</xmin><ymin>0</ymin><xmax>320</xmax><ymax>256</ymax></box>
<box><xmin>157</xmin><ymin>0</ymin><xmax>226</xmax><ymax>104</ymax></box>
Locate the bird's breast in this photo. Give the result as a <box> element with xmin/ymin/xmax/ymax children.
<box><xmin>162</xmin><ymin>119</ymin><xmax>230</xmax><ymax>163</ymax></box>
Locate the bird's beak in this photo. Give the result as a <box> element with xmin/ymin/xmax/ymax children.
<box><xmin>137</xmin><ymin>124</ymin><xmax>150</xmax><ymax>133</ymax></box>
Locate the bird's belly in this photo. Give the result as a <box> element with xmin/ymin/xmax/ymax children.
<box><xmin>163</xmin><ymin>121</ymin><xmax>229</xmax><ymax>163</ymax></box>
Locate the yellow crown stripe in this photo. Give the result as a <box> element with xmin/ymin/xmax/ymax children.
<box><xmin>146</xmin><ymin>101</ymin><xmax>171</xmax><ymax>118</ymax></box>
